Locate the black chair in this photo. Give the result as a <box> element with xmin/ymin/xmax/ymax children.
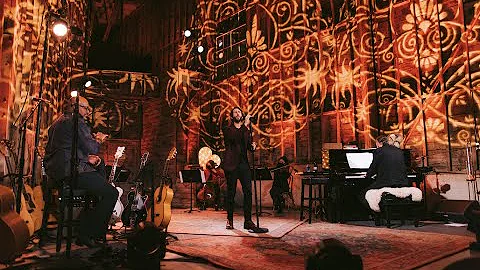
<box><xmin>300</xmin><ymin>175</ymin><xmax>329</xmax><ymax>224</ymax></box>
<box><xmin>378</xmin><ymin>192</ymin><xmax>422</xmax><ymax>228</ymax></box>
<box><xmin>38</xmin><ymin>177</ymin><xmax>96</xmax><ymax>255</ymax></box>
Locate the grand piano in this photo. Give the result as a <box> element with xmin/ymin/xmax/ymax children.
<box><xmin>327</xmin><ymin>148</ymin><xmax>425</xmax><ymax>222</ymax></box>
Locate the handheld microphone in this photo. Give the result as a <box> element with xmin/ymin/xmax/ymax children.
<box><xmin>245</xmin><ymin>114</ymin><xmax>257</xmax><ymax>122</ymax></box>
<box><xmin>30</xmin><ymin>96</ymin><xmax>52</xmax><ymax>104</ymax></box>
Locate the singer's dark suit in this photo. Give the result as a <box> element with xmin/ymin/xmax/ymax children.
<box><xmin>44</xmin><ymin>113</ymin><xmax>118</xmax><ymax>240</ymax></box>
<box><xmin>223</xmin><ymin>124</ymin><xmax>254</xmax><ymax>222</ymax></box>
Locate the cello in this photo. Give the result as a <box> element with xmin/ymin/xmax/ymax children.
<box><xmin>149</xmin><ymin>147</ymin><xmax>176</xmax><ymax>228</ymax></box>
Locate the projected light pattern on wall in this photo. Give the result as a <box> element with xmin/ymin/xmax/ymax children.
<box><xmin>165</xmin><ymin>0</ymin><xmax>480</xmax><ymax>170</ymax></box>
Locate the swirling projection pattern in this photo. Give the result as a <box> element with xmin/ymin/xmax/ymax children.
<box><xmin>164</xmin><ymin>0</ymin><xmax>479</xmax><ymax>170</ymax></box>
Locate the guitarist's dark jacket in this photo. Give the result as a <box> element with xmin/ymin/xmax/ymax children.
<box><xmin>44</xmin><ymin>113</ymin><xmax>100</xmax><ymax>181</ymax></box>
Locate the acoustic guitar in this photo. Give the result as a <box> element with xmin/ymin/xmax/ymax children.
<box><xmin>0</xmin><ymin>185</ymin><xmax>29</xmax><ymax>263</ymax></box>
<box><xmin>148</xmin><ymin>147</ymin><xmax>176</xmax><ymax>229</ymax></box>
<box><xmin>0</xmin><ymin>140</ymin><xmax>35</xmax><ymax>235</ymax></box>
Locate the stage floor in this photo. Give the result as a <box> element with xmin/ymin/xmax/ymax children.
<box><xmin>2</xmin><ymin>208</ymin><xmax>479</xmax><ymax>270</ymax></box>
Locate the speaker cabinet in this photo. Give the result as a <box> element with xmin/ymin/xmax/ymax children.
<box><xmin>434</xmin><ymin>199</ymin><xmax>474</xmax><ymax>223</ymax></box>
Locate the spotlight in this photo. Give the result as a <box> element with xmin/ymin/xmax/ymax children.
<box><xmin>52</xmin><ymin>17</ymin><xmax>69</xmax><ymax>37</ymax></box>
<box><xmin>184</xmin><ymin>29</ymin><xmax>192</xmax><ymax>38</ymax></box>
<box><xmin>218</xmin><ymin>40</ymin><xmax>223</xmax><ymax>47</ymax></box>
<box><xmin>84</xmin><ymin>80</ymin><xmax>92</xmax><ymax>88</ymax></box>
<box><xmin>70</xmin><ymin>90</ymin><xmax>78</xmax><ymax>97</ymax></box>
<box><xmin>197</xmin><ymin>45</ymin><xmax>204</xmax><ymax>53</ymax></box>
<box><xmin>219</xmin><ymin>52</ymin><xmax>224</xmax><ymax>59</ymax></box>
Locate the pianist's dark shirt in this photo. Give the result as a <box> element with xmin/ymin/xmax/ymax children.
<box><xmin>365</xmin><ymin>144</ymin><xmax>408</xmax><ymax>189</ymax></box>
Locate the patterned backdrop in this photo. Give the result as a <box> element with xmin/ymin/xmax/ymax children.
<box><xmin>163</xmin><ymin>0</ymin><xmax>480</xmax><ymax>170</ymax></box>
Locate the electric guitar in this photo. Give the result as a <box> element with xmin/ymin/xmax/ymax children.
<box><xmin>148</xmin><ymin>147</ymin><xmax>176</xmax><ymax>228</ymax></box>
<box><xmin>121</xmin><ymin>152</ymin><xmax>149</xmax><ymax>227</ymax></box>
<box><xmin>109</xmin><ymin>146</ymin><xmax>125</xmax><ymax>224</ymax></box>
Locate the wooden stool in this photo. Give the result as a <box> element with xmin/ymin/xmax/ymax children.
<box><xmin>38</xmin><ymin>180</ymin><xmax>96</xmax><ymax>256</ymax></box>
<box><xmin>300</xmin><ymin>176</ymin><xmax>329</xmax><ymax>223</ymax></box>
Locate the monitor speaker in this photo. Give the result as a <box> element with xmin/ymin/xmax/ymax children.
<box><xmin>127</xmin><ymin>222</ymin><xmax>166</xmax><ymax>269</ymax></box>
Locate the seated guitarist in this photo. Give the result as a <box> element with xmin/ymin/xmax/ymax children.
<box><xmin>203</xmin><ymin>160</ymin><xmax>226</xmax><ymax>211</ymax></box>
<box><xmin>44</xmin><ymin>96</ymin><xmax>118</xmax><ymax>248</ymax></box>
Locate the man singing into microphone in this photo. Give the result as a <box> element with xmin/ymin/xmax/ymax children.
<box><xmin>44</xmin><ymin>95</ymin><xmax>117</xmax><ymax>247</ymax></box>
<box><xmin>222</xmin><ymin>106</ymin><xmax>260</xmax><ymax>231</ymax></box>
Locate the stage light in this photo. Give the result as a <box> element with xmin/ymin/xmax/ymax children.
<box><xmin>197</xmin><ymin>45</ymin><xmax>204</xmax><ymax>53</ymax></box>
<box><xmin>71</xmin><ymin>90</ymin><xmax>78</xmax><ymax>97</ymax></box>
<box><xmin>218</xmin><ymin>40</ymin><xmax>223</xmax><ymax>47</ymax></box>
<box><xmin>219</xmin><ymin>52</ymin><xmax>224</xmax><ymax>59</ymax></box>
<box><xmin>84</xmin><ymin>80</ymin><xmax>92</xmax><ymax>88</ymax></box>
<box><xmin>184</xmin><ymin>29</ymin><xmax>192</xmax><ymax>38</ymax></box>
<box><xmin>52</xmin><ymin>17</ymin><xmax>69</xmax><ymax>37</ymax></box>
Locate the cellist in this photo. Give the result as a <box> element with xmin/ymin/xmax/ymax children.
<box><xmin>200</xmin><ymin>160</ymin><xmax>226</xmax><ymax>211</ymax></box>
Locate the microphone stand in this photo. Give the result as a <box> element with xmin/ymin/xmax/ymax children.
<box><xmin>15</xmin><ymin>101</ymin><xmax>43</xmax><ymax>213</ymax></box>
<box><xmin>63</xmin><ymin>94</ymin><xmax>80</xmax><ymax>258</ymax></box>
<box><xmin>248</xmin><ymin>120</ymin><xmax>268</xmax><ymax>233</ymax></box>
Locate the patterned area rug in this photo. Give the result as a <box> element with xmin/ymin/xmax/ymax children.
<box><xmin>167</xmin><ymin>222</ymin><xmax>474</xmax><ymax>270</ymax></box>
<box><xmin>168</xmin><ymin>209</ymin><xmax>304</xmax><ymax>238</ymax></box>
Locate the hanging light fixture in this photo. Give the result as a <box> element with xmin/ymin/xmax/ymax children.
<box><xmin>51</xmin><ymin>16</ymin><xmax>69</xmax><ymax>38</ymax></box>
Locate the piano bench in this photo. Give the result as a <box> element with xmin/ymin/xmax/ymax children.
<box><xmin>379</xmin><ymin>193</ymin><xmax>422</xmax><ymax>228</ymax></box>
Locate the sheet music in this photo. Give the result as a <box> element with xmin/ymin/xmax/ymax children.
<box><xmin>346</xmin><ymin>152</ymin><xmax>373</xmax><ymax>169</ymax></box>
<box><xmin>179</xmin><ymin>169</ymin><xmax>206</xmax><ymax>183</ymax></box>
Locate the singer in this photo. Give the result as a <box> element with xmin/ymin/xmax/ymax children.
<box><xmin>44</xmin><ymin>95</ymin><xmax>117</xmax><ymax>247</ymax></box>
<box><xmin>222</xmin><ymin>106</ymin><xmax>260</xmax><ymax>231</ymax></box>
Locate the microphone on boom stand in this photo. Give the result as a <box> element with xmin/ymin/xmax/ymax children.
<box><xmin>248</xmin><ymin>114</ymin><xmax>268</xmax><ymax>234</ymax></box>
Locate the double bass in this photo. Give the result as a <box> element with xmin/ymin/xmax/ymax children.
<box><xmin>149</xmin><ymin>147</ymin><xmax>176</xmax><ymax>228</ymax></box>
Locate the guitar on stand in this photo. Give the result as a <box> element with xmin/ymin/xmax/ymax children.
<box><xmin>109</xmin><ymin>146</ymin><xmax>125</xmax><ymax>224</ymax></box>
<box><xmin>121</xmin><ymin>152</ymin><xmax>149</xmax><ymax>228</ymax></box>
<box><xmin>0</xmin><ymin>185</ymin><xmax>29</xmax><ymax>263</ymax></box>
<box><xmin>148</xmin><ymin>147</ymin><xmax>176</xmax><ymax>229</ymax></box>
<box><xmin>0</xmin><ymin>140</ymin><xmax>35</xmax><ymax>236</ymax></box>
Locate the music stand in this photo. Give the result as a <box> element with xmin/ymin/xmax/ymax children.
<box><xmin>179</xmin><ymin>169</ymin><xmax>205</xmax><ymax>213</ymax></box>
<box><xmin>253</xmin><ymin>167</ymin><xmax>273</xmax><ymax>216</ymax></box>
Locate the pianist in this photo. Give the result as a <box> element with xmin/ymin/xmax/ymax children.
<box><xmin>360</xmin><ymin>135</ymin><xmax>409</xmax><ymax>211</ymax></box>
